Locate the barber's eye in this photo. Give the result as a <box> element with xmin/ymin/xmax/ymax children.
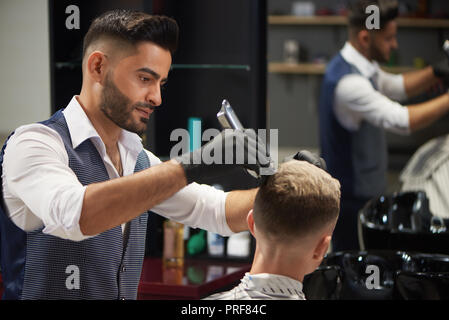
<box><xmin>140</xmin><ymin>76</ymin><xmax>150</xmax><ymax>82</ymax></box>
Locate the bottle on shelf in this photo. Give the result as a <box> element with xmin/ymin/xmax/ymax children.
<box><xmin>163</xmin><ymin>219</ymin><xmax>185</xmax><ymax>268</ymax></box>
<box><xmin>226</xmin><ymin>231</ymin><xmax>251</xmax><ymax>259</ymax></box>
<box><xmin>207</xmin><ymin>231</ymin><xmax>225</xmax><ymax>258</ymax></box>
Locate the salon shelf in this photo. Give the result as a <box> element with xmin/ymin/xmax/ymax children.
<box><xmin>54</xmin><ymin>62</ymin><xmax>252</xmax><ymax>71</ymax></box>
<box><xmin>137</xmin><ymin>257</ymin><xmax>250</xmax><ymax>299</ymax></box>
<box><xmin>171</xmin><ymin>64</ymin><xmax>251</xmax><ymax>71</ymax></box>
<box><xmin>269</xmin><ymin>15</ymin><xmax>347</xmax><ymax>26</ymax></box>
<box><xmin>268</xmin><ymin>62</ymin><xmax>326</xmax><ymax>74</ymax></box>
<box><xmin>54</xmin><ymin>61</ymin><xmax>81</xmax><ymax>69</ymax></box>
<box><xmin>268</xmin><ymin>15</ymin><xmax>449</xmax><ymax>28</ymax></box>
<box><xmin>268</xmin><ymin>62</ymin><xmax>417</xmax><ymax>75</ymax></box>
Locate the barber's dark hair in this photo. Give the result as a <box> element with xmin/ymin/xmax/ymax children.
<box><xmin>348</xmin><ymin>0</ymin><xmax>398</xmax><ymax>30</ymax></box>
<box><xmin>253</xmin><ymin>161</ymin><xmax>341</xmax><ymax>242</ymax></box>
<box><xmin>82</xmin><ymin>9</ymin><xmax>179</xmax><ymax>58</ymax></box>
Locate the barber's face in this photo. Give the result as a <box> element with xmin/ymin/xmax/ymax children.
<box><xmin>369</xmin><ymin>20</ymin><xmax>398</xmax><ymax>63</ymax></box>
<box><xmin>100</xmin><ymin>42</ymin><xmax>171</xmax><ymax>135</ymax></box>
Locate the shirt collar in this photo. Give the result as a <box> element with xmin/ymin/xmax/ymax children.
<box><xmin>340</xmin><ymin>41</ymin><xmax>379</xmax><ymax>78</ymax></box>
<box><xmin>62</xmin><ymin>96</ymin><xmax>143</xmax><ymax>156</ymax></box>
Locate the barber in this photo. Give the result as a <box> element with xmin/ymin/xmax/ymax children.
<box><xmin>319</xmin><ymin>0</ymin><xmax>449</xmax><ymax>252</ymax></box>
<box><xmin>0</xmin><ymin>10</ymin><xmax>266</xmax><ymax>300</ymax></box>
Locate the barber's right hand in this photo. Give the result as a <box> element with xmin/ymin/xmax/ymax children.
<box><xmin>174</xmin><ymin>129</ymin><xmax>273</xmax><ymax>185</ymax></box>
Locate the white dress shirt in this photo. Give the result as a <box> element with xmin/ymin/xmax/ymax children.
<box><xmin>2</xmin><ymin>96</ymin><xmax>232</xmax><ymax>241</ymax></box>
<box><xmin>204</xmin><ymin>273</ymin><xmax>306</xmax><ymax>300</ymax></box>
<box><xmin>334</xmin><ymin>42</ymin><xmax>410</xmax><ymax>135</ymax></box>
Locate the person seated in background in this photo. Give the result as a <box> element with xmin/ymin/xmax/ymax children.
<box><xmin>205</xmin><ymin>160</ymin><xmax>341</xmax><ymax>300</ymax></box>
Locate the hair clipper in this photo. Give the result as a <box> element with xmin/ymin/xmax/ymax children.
<box><xmin>217</xmin><ymin>99</ymin><xmax>260</xmax><ymax>179</ymax></box>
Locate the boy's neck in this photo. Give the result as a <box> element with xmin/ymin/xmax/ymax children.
<box><xmin>248</xmin><ymin>245</ymin><xmax>307</xmax><ymax>283</ymax></box>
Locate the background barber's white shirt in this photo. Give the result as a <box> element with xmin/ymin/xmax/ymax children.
<box><xmin>2</xmin><ymin>96</ymin><xmax>232</xmax><ymax>241</ymax></box>
<box><xmin>334</xmin><ymin>42</ymin><xmax>410</xmax><ymax>135</ymax></box>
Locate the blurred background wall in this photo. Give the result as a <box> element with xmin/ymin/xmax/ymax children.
<box><xmin>0</xmin><ymin>0</ymin><xmax>51</xmax><ymax>144</ymax></box>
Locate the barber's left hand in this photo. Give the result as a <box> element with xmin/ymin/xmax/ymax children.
<box><xmin>288</xmin><ymin>150</ymin><xmax>327</xmax><ymax>171</ymax></box>
<box><xmin>432</xmin><ymin>59</ymin><xmax>449</xmax><ymax>86</ymax></box>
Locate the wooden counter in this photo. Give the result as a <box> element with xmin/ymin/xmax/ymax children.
<box><xmin>138</xmin><ymin>257</ymin><xmax>251</xmax><ymax>300</ymax></box>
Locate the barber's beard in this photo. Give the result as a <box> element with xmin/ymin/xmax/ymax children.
<box><xmin>100</xmin><ymin>73</ymin><xmax>151</xmax><ymax>136</ymax></box>
<box><xmin>369</xmin><ymin>42</ymin><xmax>389</xmax><ymax>64</ymax></box>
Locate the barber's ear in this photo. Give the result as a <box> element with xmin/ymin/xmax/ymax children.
<box><xmin>313</xmin><ymin>235</ymin><xmax>331</xmax><ymax>262</ymax></box>
<box><xmin>358</xmin><ymin>30</ymin><xmax>371</xmax><ymax>50</ymax></box>
<box><xmin>247</xmin><ymin>209</ymin><xmax>255</xmax><ymax>237</ymax></box>
<box><xmin>86</xmin><ymin>51</ymin><xmax>108</xmax><ymax>83</ymax></box>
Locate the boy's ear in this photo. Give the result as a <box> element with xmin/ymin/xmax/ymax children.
<box><xmin>247</xmin><ymin>209</ymin><xmax>255</xmax><ymax>237</ymax></box>
<box><xmin>313</xmin><ymin>235</ymin><xmax>331</xmax><ymax>261</ymax></box>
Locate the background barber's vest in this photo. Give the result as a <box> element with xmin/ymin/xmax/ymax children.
<box><xmin>319</xmin><ymin>53</ymin><xmax>387</xmax><ymax>199</ymax></box>
<box><xmin>0</xmin><ymin>109</ymin><xmax>150</xmax><ymax>299</ymax></box>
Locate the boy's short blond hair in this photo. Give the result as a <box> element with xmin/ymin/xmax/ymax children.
<box><xmin>253</xmin><ymin>160</ymin><xmax>341</xmax><ymax>242</ymax></box>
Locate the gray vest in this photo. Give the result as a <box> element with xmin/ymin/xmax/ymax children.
<box><xmin>0</xmin><ymin>109</ymin><xmax>150</xmax><ymax>299</ymax></box>
<box><xmin>319</xmin><ymin>53</ymin><xmax>387</xmax><ymax>199</ymax></box>
<box><xmin>351</xmin><ymin>120</ymin><xmax>387</xmax><ymax>198</ymax></box>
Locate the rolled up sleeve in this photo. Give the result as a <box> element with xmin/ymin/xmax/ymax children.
<box><xmin>3</xmin><ymin>124</ymin><xmax>92</xmax><ymax>241</ymax></box>
<box><xmin>152</xmin><ymin>183</ymin><xmax>232</xmax><ymax>236</ymax></box>
<box><xmin>143</xmin><ymin>149</ymin><xmax>233</xmax><ymax>236</ymax></box>
<box><xmin>377</xmin><ymin>68</ymin><xmax>408</xmax><ymax>102</ymax></box>
<box><xmin>335</xmin><ymin>74</ymin><xmax>410</xmax><ymax>135</ymax></box>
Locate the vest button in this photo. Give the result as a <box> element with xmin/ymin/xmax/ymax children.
<box><xmin>120</xmin><ymin>297</ymin><xmax>125</xmax><ymax>300</ymax></box>
<box><xmin>121</xmin><ymin>265</ymin><xmax>126</xmax><ymax>272</ymax></box>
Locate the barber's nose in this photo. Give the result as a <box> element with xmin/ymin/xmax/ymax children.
<box><xmin>392</xmin><ymin>38</ymin><xmax>398</xmax><ymax>50</ymax></box>
<box><xmin>146</xmin><ymin>85</ymin><xmax>162</xmax><ymax>107</ymax></box>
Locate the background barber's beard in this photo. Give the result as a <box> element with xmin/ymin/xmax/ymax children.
<box><xmin>100</xmin><ymin>73</ymin><xmax>149</xmax><ymax>135</ymax></box>
<box><xmin>369</xmin><ymin>42</ymin><xmax>389</xmax><ymax>63</ymax></box>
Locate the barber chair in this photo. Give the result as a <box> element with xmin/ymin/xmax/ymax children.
<box><xmin>303</xmin><ymin>265</ymin><xmax>342</xmax><ymax>300</ymax></box>
<box><xmin>394</xmin><ymin>252</ymin><xmax>449</xmax><ymax>300</ymax></box>
<box><xmin>317</xmin><ymin>250</ymin><xmax>405</xmax><ymax>299</ymax></box>
<box><xmin>395</xmin><ymin>272</ymin><xmax>449</xmax><ymax>300</ymax></box>
<box><xmin>358</xmin><ymin>191</ymin><xmax>449</xmax><ymax>255</ymax></box>
<box><xmin>304</xmin><ymin>250</ymin><xmax>449</xmax><ymax>300</ymax></box>
<box><xmin>402</xmin><ymin>252</ymin><xmax>449</xmax><ymax>273</ymax></box>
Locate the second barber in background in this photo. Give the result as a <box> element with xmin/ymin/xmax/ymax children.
<box><xmin>319</xmin><ymin>0</ymin><xmax>449</xmax><ymax>252</ymax></box>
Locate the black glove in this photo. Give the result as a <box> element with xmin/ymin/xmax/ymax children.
<box><xmin>292</xmin><ymin>150</ymin><xmax>327</xmax><ymax>171</ymax></box>
<box><xmin>175</xmin><ymin>129</ymin><xmax>273</xmax><ymax>184</ymax></box>
<box><xmin>259</xmin><ymin>149</ymin><xmax>326</xmax><ymax>187</ymax></box>
<box><xmin>432</xmin><ymin>59</ymin><xmax>449</xmax><ymax>86</ymax></box>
